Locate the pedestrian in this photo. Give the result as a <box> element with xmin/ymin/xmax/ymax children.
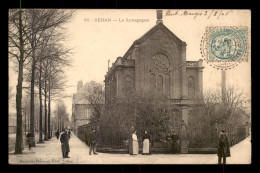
<box><xmin>26</xmin><ymin>132</ymin><xmax>33</xmax><ymax>150</ymax></box>
<box><xmin>218</xmin><ymin>130</ymin><xmax>230</xmax><ymax>164</ymax></box>
<box><xmin>171</xmin><ymin>130</ymin><xmax>180</xmax><ymax>154</ymax></box>
<box><xmin>60</xmin><ymin>128</ymin><xmax>70</xmax><ymax>158</ymax></box>
<box><xmin>56</xmin><ymin>130</ymin><xmax>60</xmax><ymax>139</ymax></box>
<box><xmin>142</xmin><ymin>130</ymin><xmax>150</xmax><ymax>155</ymax></box>
<box><xmin>132</xmin><ymin>130</ymin><xmax>139</xmax><ymax>155</ymax></box>
<box><xmin>129</xmin><ymin>125</ymin><xmax>135</xmax><ymax>155</ymax></box>
<box><xmin>89</xmin><ymin>129</ymin><xmax>98</xmax><ymax>155</ymax></box>
<box><xmin>165</xmin><ymin>132</ymin><xmax>172</xmax><ymax>153</ymax></box>
<box><xmin>68</xmin><ymin>129</ymin><xmax>71</xmax><ymax>139</ymax></box>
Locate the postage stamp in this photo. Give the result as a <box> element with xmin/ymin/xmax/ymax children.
<box><xmin>201</xmin><ymin>26</ymin><xmax>249</xmax><ymax>70</ymax></box>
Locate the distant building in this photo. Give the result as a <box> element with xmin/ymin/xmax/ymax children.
<box><xmin>71</xmin><ymin>81</ymin><xmax>104</xmax><ymax>136</ymax></box>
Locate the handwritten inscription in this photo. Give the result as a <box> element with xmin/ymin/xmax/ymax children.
<box><xmin>165</xmin><ymin>10</ymin><xmax>233</xmax><ymax>19</ymax></box>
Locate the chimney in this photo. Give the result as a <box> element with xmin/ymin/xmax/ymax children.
<box><xmin>156</xmin><ymin>10</ymin><xmax>163</xmax><ymax>24</ymax></box>
<box><xmin>221</xmin><ymin>70</ymin><xmax>226</xmax><ymax>103</ymax></box>
<box><xmin>77</xmin><ymin>80</ymin><xmax>83</xmax><ymax>92</ymax></box>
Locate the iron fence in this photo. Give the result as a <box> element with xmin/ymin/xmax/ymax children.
<box><xmin>77</xmin><ymin>122</ymin><xmax>249</xmax><ymax>149</ymax></box>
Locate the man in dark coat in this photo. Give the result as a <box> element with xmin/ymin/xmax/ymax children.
<box><xmin>26</xmin><ymin>132</ymin><xmax>33</xmax><ymax>150</ymax></box>
<box><xmin>171</xmin><ymin>130</ymin><xmax>180</xmax><ymax>154</ymax></box>
<box><xmin>56</xmin><ymin>130</ymin><xmax>60</xmax><ymax>139</ymax></box>
<box><xmin>218</xmin><ymin>130</ymin><xmax>230</xmax><ymax>164</ymax></box>
<box><xmin>60</xmin><ymin>128</ymin><xmax>70</xmax><ymax>158</ymax></box>
<box><xmin>68</xmin><ymin>129</ymin><xmax>71</xmax><ymax>139</ymax></box>
<box><xmin>89</xmin><ymin>129</ymin><xmax>98</xmax><ymax>155</ymax></box>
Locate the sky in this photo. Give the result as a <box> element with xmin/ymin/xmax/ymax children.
<box><xmin>9</xmin><ymin>9</ymin><xmax>251</xmax><ymax>120</ymax></box>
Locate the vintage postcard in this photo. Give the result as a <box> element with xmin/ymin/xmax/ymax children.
<box><xmin>8</xmin><ymin>9</ymin><xmax>251</xmax><ymax>164</ymax></box>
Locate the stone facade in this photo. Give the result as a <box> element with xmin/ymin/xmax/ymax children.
<box><xmin>104</xmin><ymin>22</ymin><xmax>204</xmax><ymax>153</ymax></box>
<box><xmin>71</xmin><ymin>81</ymin><xmax>92</xmax><ymax>136</ymax></box>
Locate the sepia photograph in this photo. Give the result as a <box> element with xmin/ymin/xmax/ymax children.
<box><xmin>8</xmin><ymin>9</ymin><xmax>251</xmax><ymax>164</ymax></box>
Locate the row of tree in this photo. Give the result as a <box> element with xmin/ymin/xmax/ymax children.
<box><xmin>9</xmin><ymin>9</ymin><xmax>74</xmax><ymax>154</ymax></box>
<box><xmin>53</xmin><ymin>100</ymin><xmax>70</xmax><ymax>133</ymax></box>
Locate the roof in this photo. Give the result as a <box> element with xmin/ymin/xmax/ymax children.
<box><xmin>122</xmin><ymin>22</ymin><xmax>184</xmax><ymax>59</ymax></box>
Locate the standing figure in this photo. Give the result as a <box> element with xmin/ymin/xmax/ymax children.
<box><xmin>165</xmin><ymin>132</ymin><xmax>172</xmax><ymax>153</ymax></box>
<box><xmin>132</xmin><ymin>130</ymin><xmax>139</xmax><ymax>155</ymax></box>
<box><xmin>26</xmin><ymin>132</ymin><xmax>33</xmax><ymax>150</ymax></box>
<box><xmin>89</xmin><ymin>129</ymin><xmax>98</xmax><ymax>155</ymax></box>
<box><xmin>129</xmin><ymin>125</ymin><xmax>135</xmax><ymax>155</ymax></box>
<box><xmin>60</xmin><ymin>128</ymin><xmax>70</xmax><ymax>158</ymax></box>
<box><xmin>218</xmin><ymin>130</ymin><xmax>230</xmax><ymax>164</ymax></box>
<box><xmin>56</xmin><ymin>130</ymin><xmax>60</xmax><ymax>139</ymax></box>
<box><xmin>171</xmin><ymin>130</ymin><xmax>180</xmax><ymax>154</ymax></box>
<box><xmin>68</xmin><ymin>129</ymin><xmax>71</xmax><ymax>139</ymax></box>
<box><xmin>142</xmin><ymin>130</ymin><xmax>150</xmax><ymax>155</ymax></box>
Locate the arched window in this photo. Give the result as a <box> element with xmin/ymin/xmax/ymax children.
<box><xmin>165</xmin><ymin>74</ymin><xmax>171</xmax><ymax>98</ymax></box>
<box><xmin>157</xmin><ymin>75</ymin><xmax>163</xmax><ymax>95</ymax></box>
<box><xmin>149</xmin><ymin>73</ymin><xmax>156</xmax><ymax>93</ymax></box>
<box><xmin>112</xmin><ymin>75</ymin><xmax>117</xmax><ymax>97</ymax></box>
<box><xmin>188</xmin><ymin>76</ymin><xmax>195</xmax><ymax>99</ymax></box>
<box><xmin>149</xmin><ymin>53</ymin><xmax>171</xmax><ymax>96</ymax></box>
<box><xmin>123</xmin><ymin>75</ymin><xmax>133</xmax><ymax>97</ymax></box>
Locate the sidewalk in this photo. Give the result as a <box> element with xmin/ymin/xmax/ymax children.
<box><xmin>8</xmin><ymin>133</ymin><xmax>251</xmax><ymax>164</ymax></box>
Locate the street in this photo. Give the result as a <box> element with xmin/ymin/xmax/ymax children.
<box><xmin>8</xmin><ymin>132</ymin><xmax>251</xmax><ymax>164</ymax></box>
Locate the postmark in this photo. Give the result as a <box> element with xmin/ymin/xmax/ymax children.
<box><xmin>201</xmin><ymin>26</ymin><xmax>249</xmax><ymax>70</ymax></box>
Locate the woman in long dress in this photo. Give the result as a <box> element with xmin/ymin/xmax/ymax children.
<box><xmin>132</xmin><ymin>131</ymin><xmax>139</xmax><ymax>155</ymax></box>
<box><xmin>142</xmin><ymin>130</ymin><xmax>150</xmax><ymax>155</ymax></box>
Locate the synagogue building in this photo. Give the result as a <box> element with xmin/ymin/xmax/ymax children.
<box><xmin>104</xmin><ymin>10</ymin><xmax>204</xmax><ymax>133</ymax></box>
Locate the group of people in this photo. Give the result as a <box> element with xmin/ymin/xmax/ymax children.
<box><xmin>130</xmin><ymin>130</ymin><xmax>180</xmax><ymax>155</ymax></box>
<box><xmin>165</xmin><ymin>130</ymin><xmax>180</xmax><ymax>154</ymax></box>
<box><xmin>55</xmin><ymin>127</ymin><xmax>231</xmax><ymax>164</ymax></box>
<box><xmin>55</xmin><ymin>128</ymin><xmax>71</xmax><ymax>159</ymax></box>
<box><xmin>130</xmin><ymin>130</ymin><xmax>150</xmax><ymax>155</ymax></box>
<box><xmin>129</xmin><ymin>129</ymin><xmax>230</xmax><ymax>164</ymax></box>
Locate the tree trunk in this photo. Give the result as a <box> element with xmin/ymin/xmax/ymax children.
<box><xmin>44</xmin><ymin>72</ymin><xmax>48</xmax><ymax>141</ymax></box>
<box><xmin>48</xmin><ymin>86</ymin><xmax>51</xmax><ymax>139</ymax></box>
<box><xmin>14</xmin><ymin>10</ymin><xmax>24</xmax><ymax>154</ymax></box>
<box><xmin>38</xmin><ymin>60</ymin><xmax>44</xmax><ymax>143</ymax></box>
<box><xmin>30</xmin><ymin>48</ymin><xmax>36</xmax><ymax>147</ymax></box>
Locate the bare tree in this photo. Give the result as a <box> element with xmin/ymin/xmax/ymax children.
<box><xmin>9</xmin><ymin>9</ymin><xmax>31</xmax><ymax>154</ymax></box>
<box><xmin>21</xmin><ymin>10</ymin><xmax>74</xmax><ymax>145</ymax></box>
<box><xmin>200</xmin><ymin>85</ymin><xmax>246</xmax><ymax>124</ymax></box>
<box><xmin>84</xmin><ymin>81</ymin><xmax>105</xmax><ymax>124</ymax></box>
<box><xmin>43</xmin><ymin>57</ymin><xmax>71</xmax><ymax>139</ymax></box>
<box><xmin>54</xmin><ymin>101</ymin><xmax>70</xmax><ymax>132</ymax></box>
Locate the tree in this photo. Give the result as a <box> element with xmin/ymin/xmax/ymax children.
<box><xmin>54</xmin><ymin>101</ymin><xmax>69</xmax><ymax>132</ymax></box>
<box><xmin>9</xmin><ymin>9</ymin><xmax>31</xmax><ymax>154</ymax></box>
<box><xmin>133</xmin><ymin>93</ymin><xmax>173</xmax><ymax>144</ymax></box>
<box><xmin>84</xmin><ymin>81</ymin><xmax>105</xmax><ymax>124</ymax></box>
<box><xmin>97</xmin><ymin>91</ymin><xmax>174</xmax><ymax>148</ymax></box>
<box><xmin>22</xmin><ymin>10</ymin><xmax>74</xmax><ymax>145</ymax></box>
<box><xmin>187</xmin><ymin>85</ymin><xmax>247</xmax><ymax>147</ymax></box>
<box><xmin>202</xmin><ymin>85</ymin><xmax>246</xmax><ymax>124</ymax></box>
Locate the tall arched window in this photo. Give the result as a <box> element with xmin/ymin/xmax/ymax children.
<box><xmin>149</xmin><ymin>73</ymin><xmax>156</xmax><ymax>93</ymax></box>
<box><xmin>157</xmin><ymin>75</ymin><xmax>163</xmax><ymax>95</ymax></box>
<box><xmin>112</xmin><ymin>75</ymin><xmax>117</xmax><ymax>97</ymax></box>
<box><xmin>123</xmin><ymin>75</ymin><xmax>133</xmax><ymax>97</ymax></box>
<box><xmin>165</xmin><ymin>74</ymin><xmax>171</xmax><ymax>98</ymax></box>
<box><xmin>188</xmin><ymin>76</ymin><xmax>195</xmax><ymax>99</ymax></box>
